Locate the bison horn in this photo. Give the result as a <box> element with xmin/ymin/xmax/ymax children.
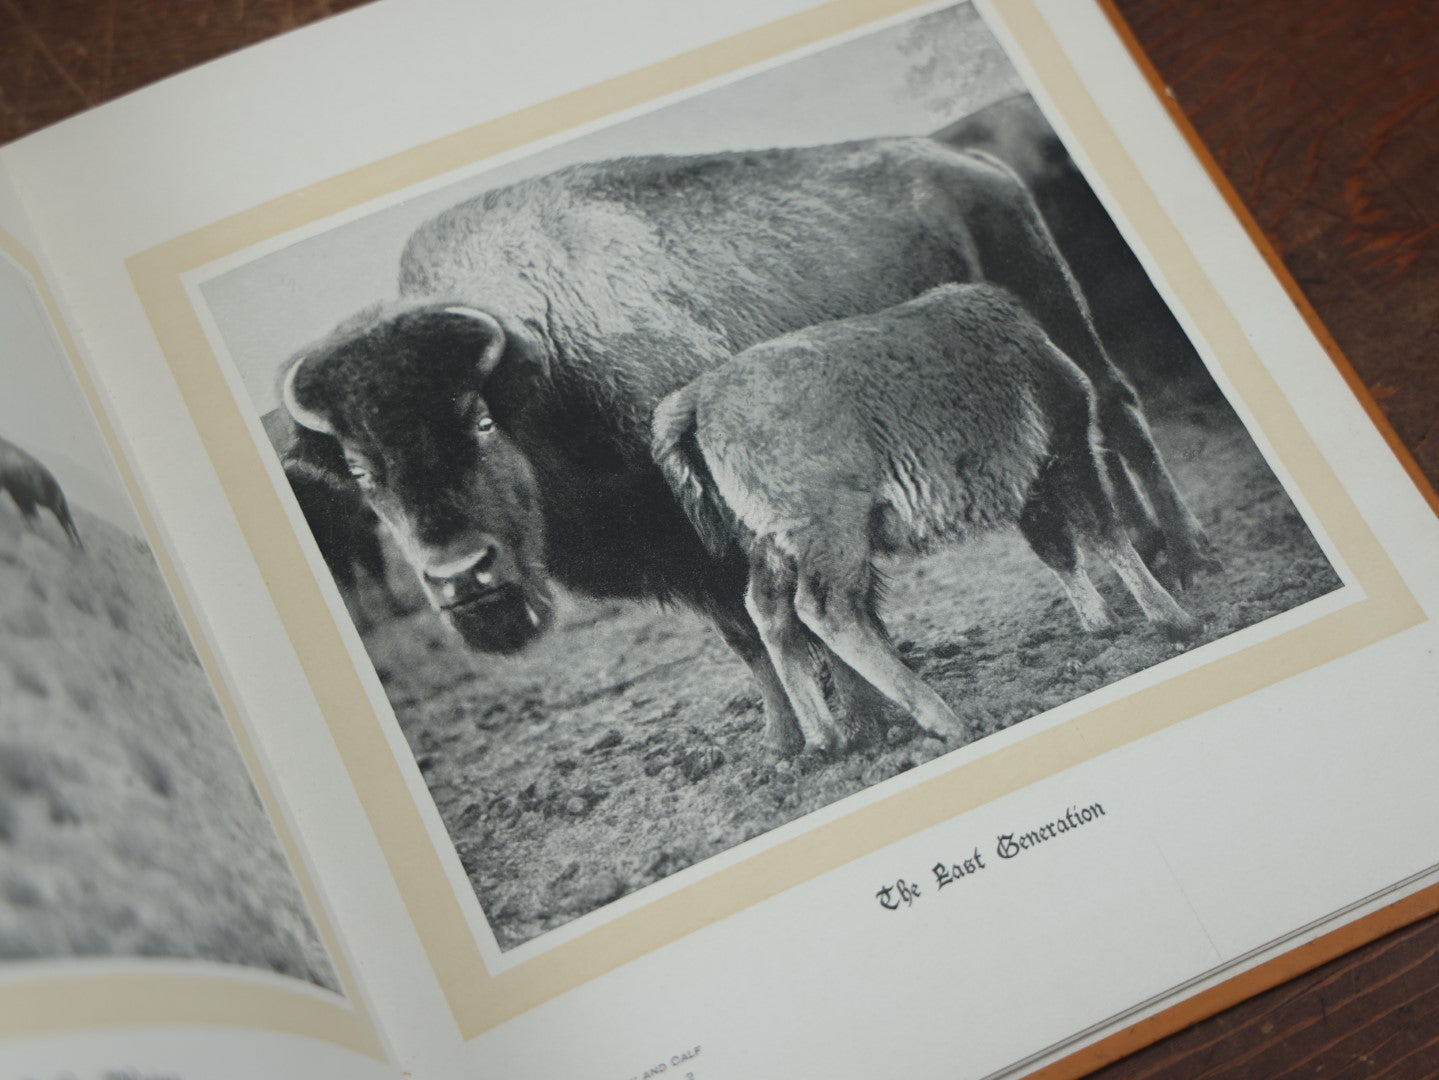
<box><xmin>281</xmin><ymin>357</ymin><xmax>336</xmax><ymax>436</ymax></box>
<box><xmin>441</xmin><ymin>306</ymin><xmax>507</xmax><ymax>380</ymax></box>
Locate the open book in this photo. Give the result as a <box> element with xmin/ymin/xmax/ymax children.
<box><xmin>2</xmin><ymin>0</ymin><xmax>1436</xmax><ymax>1076</ymax></box>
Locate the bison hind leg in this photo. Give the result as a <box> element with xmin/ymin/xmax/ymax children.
<box><xmin>790</xmin><ymin>532</ymin><xmax>967</xmax><ymax>744</ymax></box>
<box><xmin>711</xmin><ymin>612</ymin><xmax>804</xmax><ymax>758</ymax></box>
<box><xmin>744</xmin><ymin>540</ymin><xmax>846</xmax><ymax>754</ymax></box>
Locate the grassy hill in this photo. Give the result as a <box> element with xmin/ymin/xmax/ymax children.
<box><xmin>0</xmin><ymin>499</ymin><xmax>337</xmax><ymax>991</ymax></box>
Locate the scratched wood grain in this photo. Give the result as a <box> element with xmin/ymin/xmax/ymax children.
<box><xmin>0</xmin><ymin>0</ymin><xmax>368</xmax><ymax>143</ymax></box>
<box><xmin>2</xmin><ymin>0</ymin><xmax>1437</xmax><ymax>1076</ymax></box>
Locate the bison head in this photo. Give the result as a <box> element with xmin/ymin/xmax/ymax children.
<box><xmin>281</xmin><ymin>303</ymin><xmax>555</xmax><ymax>653</ymax></box>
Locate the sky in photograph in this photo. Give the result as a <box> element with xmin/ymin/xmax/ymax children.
<box><xmin>0</xmin><ymin>255</ymin><xmax>141</xmax><ymax>534</ymax></box>
<box><xmin>200</xmin><ymin>1</ymin><xmax>1027</xmax><ymax>414</ymax></box>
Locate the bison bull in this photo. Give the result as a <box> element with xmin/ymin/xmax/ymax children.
<box><xmin>653</xmin><ymin>283</ymin><xmax>1199</xmax><ymax>750</ymax></box>
<box><xmin>0</xmin><ymin>435</ymin><xmax>82</xmax><ymax>549</ymax></box>
<box><xmin>280</xmin><ymin>137</ymin><xmax>1214</xmax><ymax>753</ymax></box>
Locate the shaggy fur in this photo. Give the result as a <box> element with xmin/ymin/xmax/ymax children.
<box><xmin>653</xmin><ymin>284</ymin><xmax>1200</xmax><ymax>749</ymax></box>
<box><xmin>282</xmin><ymin>137</ymin><xmax>1213</xmax><ymax>754</ymax></box>
<box><xmin>0</xmin><ymin>435</ymin><xmax>82</xmax><ymax>549</ymax></box>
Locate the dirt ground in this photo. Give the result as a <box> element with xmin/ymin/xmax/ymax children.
<box><xmin>365</xmin><ymin>399</ymin><xmax>1341</xmax><ymax>952</ymax></box>
<box><xmin>0</xmin><ymin>503</ymin><xmax>338</xmax><ymax>990</ymax></box>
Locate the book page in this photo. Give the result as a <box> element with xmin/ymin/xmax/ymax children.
<box><xmin>0</xmin><ymin>178</ymin><xmax>397</xmax><ymax>1078</ymax></box>
<box><xmin>191</xmin><ymin>0</ymin><xmax>1347</xmax><ymax>967</ymax></box>
<box><xmin>3</xmin><ymin>0</ymin><xmax>1438</xmax><ymax>1077</ymax></box>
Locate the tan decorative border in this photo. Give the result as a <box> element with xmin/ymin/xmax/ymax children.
<box><xmin>0</xmin><ymin>226</ymin><xmax>388</xmax><ymax>1063</ymax></box>
<box><xmin>125</xmin><ymin>0</ymin><xmax>1426</xmax><ymax>1042</ymax></box>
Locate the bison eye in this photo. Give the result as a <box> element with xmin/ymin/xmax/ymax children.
<box><xmin>346</xmin><ymin>459</ymin><xmax>376</xmax><ymax>489</ymax></box>
<box><xmin>476</xmin><ymin>416</ymin><xmax>496</xmax><ymax>434</ymax></box>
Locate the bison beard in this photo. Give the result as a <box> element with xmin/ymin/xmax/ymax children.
<box><xmin>440</xmin><ymin>582</ymin><xmax>553</xmax><ymax>654</ymax></box>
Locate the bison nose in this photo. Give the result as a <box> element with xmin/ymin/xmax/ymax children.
<box><xmin>423</xmin><ymin>542</ymin><xmax>502</xmax><ymax>604</ymax></box>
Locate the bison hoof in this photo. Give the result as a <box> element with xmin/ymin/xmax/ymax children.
<box><xmin>1161</xmin><ymin>609</ymin><xmax>1204</xmax><ymax>643</ymax></box>
<box><xmin>1164</xmin><ymin>540</ymin><xmax>1223</xmax><ymax>592</ymax></box>
<box><xmin>803</xmin><ymin>725</ymin><xmax>845</xmax><ymax>755</ymax></box>
<box><xmin>764</xmin><ymin>714</ymin><xmax>805</xmax><ymax>757</ymax></box>
<box><xmin>1133</xmin><ymin>527</ymin><xmax>1166</xmax><ymax>573</ymax></box>
<box><xmin>835</xmin><ymin>707</ymin><xmax>883</xmax><ymax>750</ymax></box>
<box><xmin>795</xmin><ymin>745</ymin><xmax>835</xmax><ymax>771</ymax></box>
<box><xmin>914</xmin><ymin>703</ymin><xmax>967</xmax><ymax>744</ymax></box>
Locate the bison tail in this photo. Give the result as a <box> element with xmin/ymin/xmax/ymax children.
<box><xmin>651</xmin><ymin>384</ymin><xmax>733</xmax><ymax>559</ymax></box>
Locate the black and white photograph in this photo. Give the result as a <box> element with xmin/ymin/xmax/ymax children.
<box><xmin>199</xmin><ymin>3</ymin><xmax>1342</xmax><ymax>951</ymax></box>
<box><xmin>0</xmin><ymin>250</ymin><xmax>339</xmax><ymax>990</ymax></box>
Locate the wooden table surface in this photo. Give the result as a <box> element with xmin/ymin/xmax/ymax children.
<box><xmin>3</xmin><ymin>0</ymin><xmax>1436</xmax><ymax>1075</ymax></box>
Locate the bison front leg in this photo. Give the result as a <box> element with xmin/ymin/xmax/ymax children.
<box><xmin>1028</xmin><ymin>425</ymin><xmax>1202</xmax><ymax>642</ymax></box>
<box><xmin>1099</xmin><ymin>448</ymin><xmax>1165</xmax><ymax>575</ymax></box>
<box><xmin>1099</xmin><ymin>396</ymin><xmax>1221</xmax><ymax>590</ymax></box>
<box><xmin>1017</xmin><ymin>494</ymin><xmax>1118</xmax><ymax>636</ymax></box>
<box><xmin>822</xmin><ymin>649</ymin><xmax>887</xmax><ymax>749</ymax></box>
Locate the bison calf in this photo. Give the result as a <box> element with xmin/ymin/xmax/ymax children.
<box><xmin>0</xmin><ymin>435</ymin><xmax>82</xmax><ymax>549</ymax></box>
<box><xmin>653</xmin><ymin>283</ymin><xmax>1199</xmax><ymax>751</ymax></box>
<box><xmin>284</xmin><ymin>458</ymin><xmax>406</xmax><ymax>632</ymax></box>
